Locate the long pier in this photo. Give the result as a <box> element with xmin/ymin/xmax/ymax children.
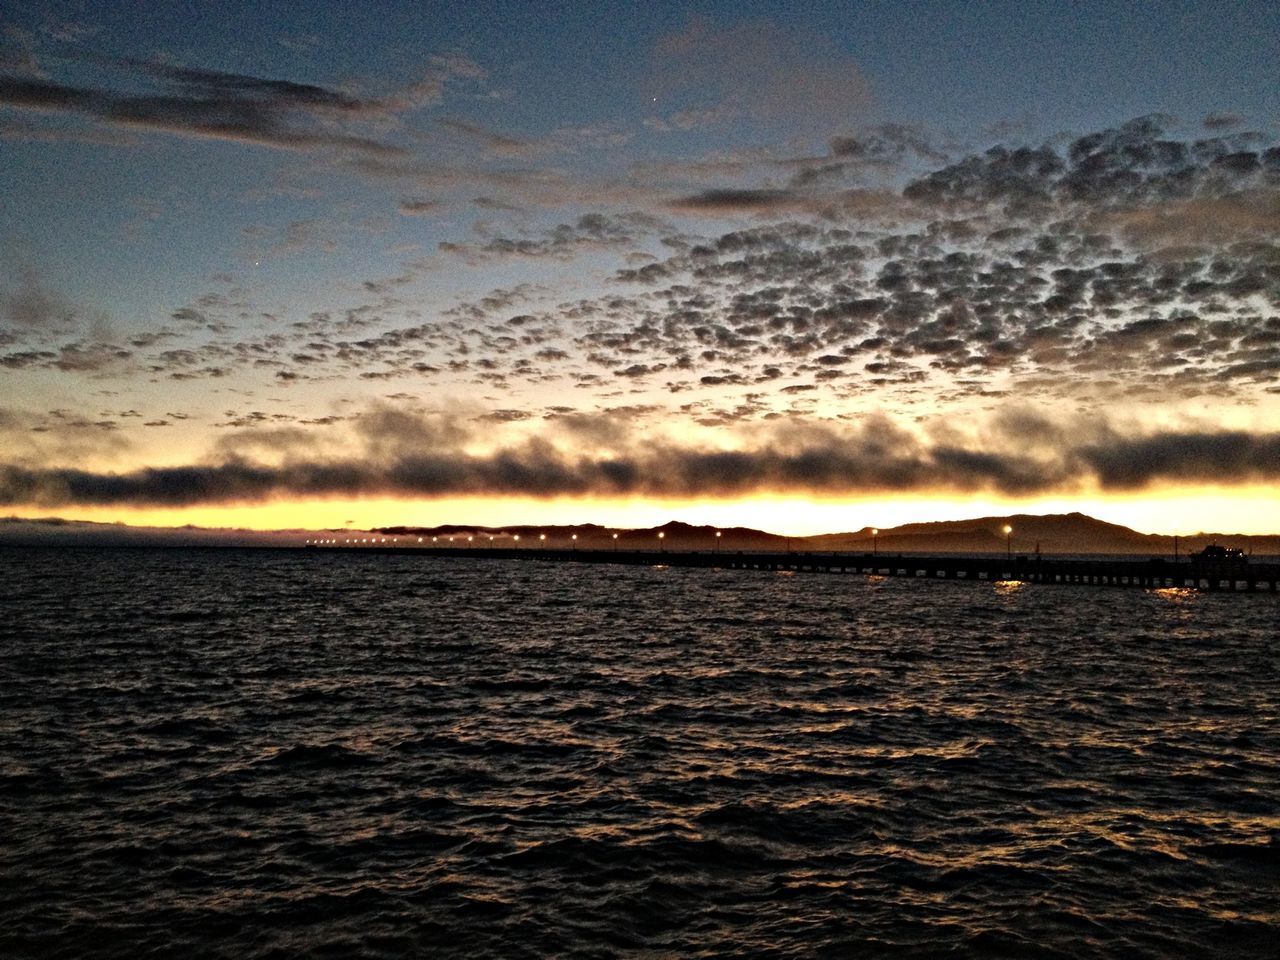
<box><xmin>304</xmin><ymin>543</ymin><xmax>1280</xmax><ymax>593</ymax></box>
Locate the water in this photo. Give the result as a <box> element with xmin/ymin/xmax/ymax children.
<box><xmin>1</xmin><ymin>547</ymin><xmax>1277</xmax><ymax>959</ymax></box>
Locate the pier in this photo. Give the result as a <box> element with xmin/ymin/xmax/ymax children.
<box><xmin>304</xmin><ymin>543</ymin><xmax>1280</xmax><ymax>593</ymax></box>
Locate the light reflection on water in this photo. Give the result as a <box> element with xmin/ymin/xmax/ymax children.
<box><xmin>1151</xmin><ymin>586</ymin><xmax>1200</xmax><ymax>603</ymax></box>
<box><xmin>993</xmin><ymin>579</ymin><xmax>1028</xmax><ymax>594</ymax></box>
<box><xmin>0</xmin><ymin>547</ymin><xmax>1277</xmax><ymax>960</ymax></box>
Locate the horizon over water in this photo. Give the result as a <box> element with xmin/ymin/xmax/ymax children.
<box><xmin>2</xmin><ymin>546</ymin><xmax>1277</xmax><ymax>958</ymax></box>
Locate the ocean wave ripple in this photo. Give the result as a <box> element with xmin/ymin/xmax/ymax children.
<box><xmin>1</xmin><ymin>548</ymin><xmax>1277</xmax><ymax>959</ymax></box>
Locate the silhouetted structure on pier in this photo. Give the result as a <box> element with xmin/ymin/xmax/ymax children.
<box><xmin>304</xmin><ymin>543</ymin><xmax>1280</xmax><ymax>593</ymax></box>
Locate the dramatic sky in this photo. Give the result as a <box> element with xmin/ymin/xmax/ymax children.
<box><xmin>3</xmin><ymin>0</ymin><xmax>1279</xmax><ymax>534</ymax></box>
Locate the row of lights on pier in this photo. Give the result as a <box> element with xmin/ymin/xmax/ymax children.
<box><xmin>305</xmin><ymin>529</ymin><xmax>732</xmax><ymax>552</ymax></box>
<box><xmin>306</xmin><ymin>525</ymin><xmax>1016</xmax><ymax>556</ymax></box>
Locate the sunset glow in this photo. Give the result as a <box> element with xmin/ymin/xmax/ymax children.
<box><xmin>8</xmin><ymin>486</ymin><xmax>1278</xmax><ymax>538</ymax></box>
<box><xmin>2</xmin><ymin>3</ymin><xmax>1278</xmax><ymax>537</ymax></box>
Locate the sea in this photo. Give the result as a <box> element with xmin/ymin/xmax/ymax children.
<box><xmin>1</xmin><ymin>546</ymin><xmax>1277</xmax><ymax>959</ymax></box>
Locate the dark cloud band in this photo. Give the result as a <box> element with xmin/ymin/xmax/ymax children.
<box><xmin>3</xmin><ymin>421</ymin><xmax>1278</xmax><ymax>507</ymax></box>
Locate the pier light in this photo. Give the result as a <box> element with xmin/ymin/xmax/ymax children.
<box><xmin>571</xmin><ymin>533</ymin><xmax>578</xmax><ymax>552</ymax></box>
<box><xmin>1003</xmin><ymin>524</ymin><xmax>1013</xmax><ymax>561</ymax></box>
<box><xmin>871</xmin><ymin>528</ymin><xmax>879</xmax><ymax>557</ymax></box>
<box><xmin>539</xmin><ymin>533</ymin><xmax>546</xmax><ymax>543</ymax></box>
<box><xmin>418</xmin><ymin>537</ymin><xmax>422</xmax><ymax>543</ymax></box>
<box><xmin>715</xmin><ymin>530</ymin><xmax>722</xmax><ymax>554</ymax></box>
<box><xmin>468</xmin><ymin>536</ymin><xmax>474</xmax><ymax>547</ymax></box>
<box><xmin>514</xmin><ymin>534</ymin><xmax>520</xmax><ymax>545</ymax></box>
<box><xmin>432</xmin><ymin>536</ymin><xmax>437</xmax><ymax>543</ymax></box>
<box><xmin>612</xmin><ymin>532</ymin><xmax>619</xmax><ymax>552</ymax></box>
<box><xmin>658</xmin><ymin>530</ymin><xmax>665</xmax><ymax>553</ymax></box>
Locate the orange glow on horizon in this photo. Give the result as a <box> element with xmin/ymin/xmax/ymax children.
<box><xmin>6</xmin><ymin>484</ymin><xmax>1280</xmax><ymax>536</ymax></box>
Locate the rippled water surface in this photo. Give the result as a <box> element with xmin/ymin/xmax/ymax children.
<box><xmin>2</xmin><ymin>546</ymin><xmax>1278</xmax><ymax>959</ymax></box>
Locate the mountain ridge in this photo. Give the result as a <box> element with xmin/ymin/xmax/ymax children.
<box><xmin>2</xmin><ymin>512</ymin><xmax>1276</xmax><ymax>555</ymax></box>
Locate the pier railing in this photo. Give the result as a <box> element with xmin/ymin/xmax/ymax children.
<box><xmin>303</xmin><ymin>543</ymin><xmax>1279</xmax><ymax>593</ymax></box>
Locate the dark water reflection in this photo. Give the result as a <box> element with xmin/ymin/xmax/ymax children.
<box><xmin>1</xmin><ymin>547</ymin><xmax>1277</xmax><ymax>958</ymax></box>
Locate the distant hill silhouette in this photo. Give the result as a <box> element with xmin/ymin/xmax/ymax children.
<box><xmin>3</xmin><ymin>511</ymin><xmax>1276</xmax><ymax>556</ymax></box>
<box><xmin>373</xmin><ymin>511</ymin><xmax>1277</xmax><ymax>557</ymax></box>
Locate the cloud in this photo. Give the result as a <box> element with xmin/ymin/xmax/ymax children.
<box><xmin>437</xmin><ymin>212</ymin><xmax>664</xmax><ymax>263</ymax></box>
<box><xmin>669</xmin><ymin>189</ymin><xmax>803</xmax><ymax>214</ymax></box>
<box><xmin>398</xmin><ymin>197</ymin><xmax>443</xmax><ymax>215</ymax></box>
<box><xmin>3</xmin><ymin>407</ymin><xmax>1279</xmax><ymax>507</ymax></box>
<box><xmin>1203</xmin><ymin>112</ymin><xmax>1244</xmax><ymax>131</ymax></box>
<box><xmin>0</xmin><ymin>406</ymin><xmax>134</xmax><ymax>465</ymax></box>
<box><xmin>7</xmin><ymin>116</ymin><xmax>1275</xmax><ymax>416</ymax></box>
<box><xmin>0</xmin><ymin>71</ymin><xmax>402</xmax><ymax>155</ymax></box>
<box><xmin>388</xmin><ymin>53</ymin><xmax>488</xmax><ymax>110</ymax></box>
<box><xmin>649</xmin><ymin>17</ymin><xmax>871</xmax><ymax>134</ymax></box>
<box><xmin>438</xmin><ymin>117</ymin><xmax>542</xmax><ymax>158</ymax></box>
<box><xmin>577</xmin><ymin>119</ymin><xmax>1280</xmax><ymax>399</ymax></box>
<box><xmin>0</xmin><ymin>50</ymin><xmax>492</xmax><ymax>157</ymax></box>
<box><xmin>1</xmin><ymin>265</ymin><xmax>76</xmax><ymax>330</ymax></box>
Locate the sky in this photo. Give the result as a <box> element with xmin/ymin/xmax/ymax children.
<box><xmin>2</xmin><ymin>0</ymin><xmax>1279</xmax><ymax>536</ymax></box>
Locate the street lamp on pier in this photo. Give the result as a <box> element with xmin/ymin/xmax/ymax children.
<box><xmin>871</xmin><ymin>528</ymin><xmax>879</xmax><ymax>557</ymax></box>
<box><xmin>1003</xmin><ymin>524</ymin><xmax>1013</xmax><ymax>561</ymax></box>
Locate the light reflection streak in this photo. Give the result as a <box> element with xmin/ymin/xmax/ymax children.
<box><xmin>1149</xmin><ymin>586</ymin><xmax>1198</xmax><ymax>603</ymax></box>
